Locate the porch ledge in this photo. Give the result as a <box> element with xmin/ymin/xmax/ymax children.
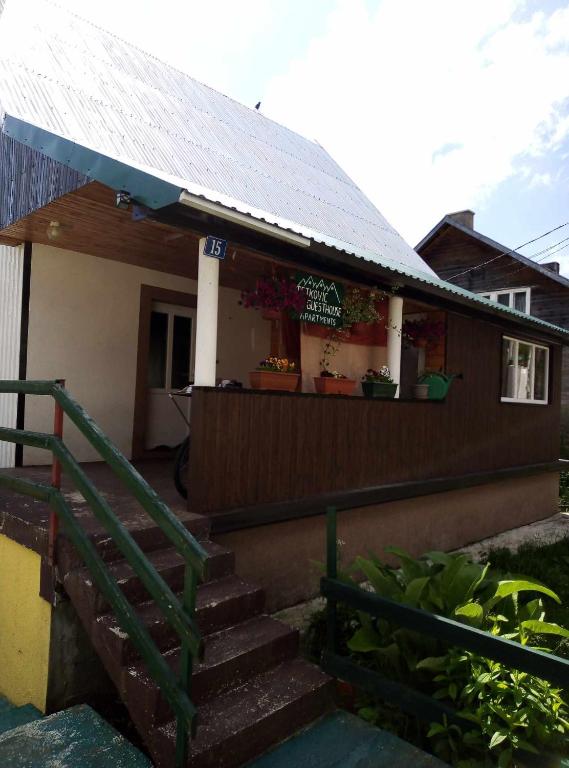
<box><xmin>209</xmin><ymin>459</ymin><xmax>566</xmax><ymax>534</ymax></box>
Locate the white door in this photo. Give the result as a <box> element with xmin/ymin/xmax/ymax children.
<box><xmin>145</xmin><ymin>302</ymin><xmax>196</xmax><ymax>450</ymax></box>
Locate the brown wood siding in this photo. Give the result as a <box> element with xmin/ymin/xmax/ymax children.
<box><xmin>188</xmin><ymin>312</ymin><xmax>562</xmax><ymax>516</ymax></box>
<box><xmin>420</xmin><ymin>226</ymin><xmax>569</xmax><ymax>402</ymax></box>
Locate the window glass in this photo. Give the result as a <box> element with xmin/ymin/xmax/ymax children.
<box><xmin>534</xmin><ymin>347</ymin><xmax>547</xmax><ymax>401</ymax></box>
<box><xmin>497</xmin><ymin>293</ymin><xmax>510</xmax><ymax>307</ymax></box>
<box><xmin>148</xmin><ymin>312</ymin><xmax>168</xmax><ymax>388</ymax></box>
<box><xmin>501</xmin><ymin>336</ymin><xmax>548</xmax><ymax>404</ymax></box>
<box><xmin>513</xmin><ymin>292</ymin><xmax>527</xmax><ymax>313</ymax></box>
<box><xmin>171</xmin><ymin>315</ymin><xmax>192</xmax><ymax>389</ymax></box>
<box><xmin>516</xmin><ymin>343</ymin><xmax>532</xmax><ymax>400</ymax></box>
<box><xmin>501</xmin><ymin>338</ymin><xmax>516</xmax><ymax>399</ymax></box>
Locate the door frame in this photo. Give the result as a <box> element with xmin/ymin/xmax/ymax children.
<box><xmin>132</xmin><ymin>284</ymin><xmax>197</xmax><ymax>460</ymax></box>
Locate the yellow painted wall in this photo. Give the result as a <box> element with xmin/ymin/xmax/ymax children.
<box><xmin>0</xmin><ymin>535</ymin><xmax>51</xmax><ymax>710</ymax></box>
<box><xmin>24</xmin><ymin>244</ymin><xmax>270</xmax><ymax>464</ymax></box>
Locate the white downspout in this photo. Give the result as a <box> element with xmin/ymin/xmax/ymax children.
<box><xmin>387</xmin><ymin>295</ymin><xmax>403</xmax><ymax>398</ymax></box>
<box><xmin>194</xmin><ymin>237</ymin><xmax>219</xmax><ymax>386</ymax></box>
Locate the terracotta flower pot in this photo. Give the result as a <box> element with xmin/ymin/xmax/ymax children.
<box><xmin>313</xmin><ymin>376</ymin><xmax>356</xmax><ymax>395</ymax></box>
<box><xmin>249</xmin><ymin>370</ymin><xmax>299</xmax><ymax>391</ymax></box>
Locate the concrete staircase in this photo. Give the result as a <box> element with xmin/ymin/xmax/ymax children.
<box><xmin>62</xmin><ymin>516</ymin><xmax>334</xmax><ymax>767</ymax></box>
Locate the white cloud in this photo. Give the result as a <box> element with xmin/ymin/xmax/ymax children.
<box><xmin>262</xmin><ymin>0</ymin><xmax>569</xmax><ymax>245</ymax></box>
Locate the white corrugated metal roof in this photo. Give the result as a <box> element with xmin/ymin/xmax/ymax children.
<box><xmin>0</xmin><ymin>0</ymin><xmax>436</xmax><ymax>280</ymax></box>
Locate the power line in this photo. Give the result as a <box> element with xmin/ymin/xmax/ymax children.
<box><xmin>484</xmin><ymin>237</ymin><xmax>569</xmax><ymax>285</ymax></box>
<box><xmin>447</xmin><ymin>221</ymin><xmax>569</xmax><ymax>280</ymax></box>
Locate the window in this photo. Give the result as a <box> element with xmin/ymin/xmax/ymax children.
<box><xmin>147</xmin><ymin>302</ymin><xmax>195</xmax><ymax>391</ymax></box>
<box><xmin>501</xmin><ymin>336</ymin><xmax>549</xmax><ymax>404</ymax></box>
<box><xmin>479</xmin><ymin>287</ymin><xmax>531</xmax><ymax>314</ymax></box>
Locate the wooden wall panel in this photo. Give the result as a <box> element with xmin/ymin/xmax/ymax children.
<box><xmin>188</xmin><ymin>311</ymin><xmax>562</xmax><ymax>515</ymax></box>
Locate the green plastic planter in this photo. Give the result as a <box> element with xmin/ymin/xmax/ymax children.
<box><xmin>361</xmin><ymin>381</ymin><xmax>397</xmax><ymax>399</ymax></box>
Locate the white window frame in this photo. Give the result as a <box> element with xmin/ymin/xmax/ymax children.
<box><xmin>500</xmin><ymin>335</ymin><xmax>549</xmax><ymax>405</ymax></box>
<box><xmin>149</xmin><ymin>302</ymin><xmax>196</xmax><ymax>394</ymax></box>
<box><xmin>478</xmin><ymin>287</ymin><xmax>531</xmax><ymax>314</ymax></box>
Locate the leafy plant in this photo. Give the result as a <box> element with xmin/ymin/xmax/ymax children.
<box><xmin>342</xmin><ymin>548</ymin><xmax>569</xmax><ymax>766</ymax></box>
<box><xmin>403</xmin><ymin>317</ymin><xmax>445</xmax><ymax>348</ymax></box>
<box><xmin>362</xmin><ymin>366</ymin><xmax>393</xmax><ymax>384</ymax></box>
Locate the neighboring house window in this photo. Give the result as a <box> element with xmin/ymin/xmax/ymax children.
<box><xmin>479</xmin><ymin>287</ymin><xmax>531</xmax><ymax>314</ymax></box>
<box><xmin>501</xmin><ymin>336</ymin><xmax>549</xmax><ymax>404</ymax></box>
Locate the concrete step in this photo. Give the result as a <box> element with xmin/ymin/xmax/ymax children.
<box><xmin>124</xmin><ymin>615</ymin><xmax>299</xmax><ymax>726</ymax></box>
<box><xmin>0</xmin><ymin>704</ymin><xmax>150</xmax><ymax>767</ymax></box>
<box><xmin>152</xmin><ymin>658</ymin><xmax>335</xmax><ymax>768</ymax></box>
<box><xmin>249</xmin><ymin>710</ymin><xmax>448</xmax><ymax>768</ymax></box>
<box><xmin>0</xmin><ymin>702</ymin><xmax>42</xmax><ymax>736</ymax></box>
<box><xmin>64</xmin><ymin>540</ymin><xmax>235</xmax><ymax>617</ymax></box>
<box><xmin>93</xmin><ymin>575</ymin><xmax>265</xmax><ymax>666</ymax></box>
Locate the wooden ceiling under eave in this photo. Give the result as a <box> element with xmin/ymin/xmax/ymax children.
<box><xmin>0</xmin><ymin>181</ymin><xmax>281</xmax><ymax>291</ymax></box>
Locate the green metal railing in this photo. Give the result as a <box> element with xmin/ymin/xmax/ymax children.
<box><xmin>321</xmin><ymin>507</ymin><xmax>569</xmax><ymax>728</ymax></box>
<box><xmin>0</xmin><ymin>380</ymin><xmax>209</xmax><ymax>767</ymax></box>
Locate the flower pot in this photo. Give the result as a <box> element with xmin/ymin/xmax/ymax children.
<box><xmin>414</xmin><ymin>383</ymin><xmax>429</xmax><ymax>399</ymax></box>
<box><xmin>313</xmin><ymin>376</ymin><xmax>356</xmax><ymax>395</ymax></box>
<box><xmin>249</xmin><ymin>371</ymin><xmax>299</xmax><ymax>391</ymax></box>
<box><xmin>362</xmin><ymin>381</ymin><xmax>397</xmax><ymax>399</ymax></box>
<box><xmin>261</xmin><ymin>308</ymin><xmax>281</xmax><ymax>321</ymax></box>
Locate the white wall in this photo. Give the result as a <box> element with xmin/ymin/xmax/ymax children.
<box><xmin>0</xmin><ymin>244</ymin><xmax>24</xmax><ymax>468</ymax></box>
<box><xmin>300</xmin><ymin>329</ymin><xmax>387</xmax><ymax>394</ymax></box>
<box><xmin>24</xmin><ymin>244</ymin><xmax>270</xmax><ymax>464</ymax></box>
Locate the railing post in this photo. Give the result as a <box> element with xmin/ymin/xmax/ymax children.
<box><xmin>326</xmin><ymin>506</ymin><xmax>338</xmax><ymax>655</ymax></box>
<box><xmin>175</xmin><ymin>563</ymin><xmax>198</xmax><ymax>767</ymax></box>
<box><xmin>48</xmin><ymin>378</ymin><xmax>65</xmax><ymax>567</ymax></box>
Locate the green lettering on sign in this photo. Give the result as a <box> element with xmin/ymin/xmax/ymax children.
<box><xmin>294</xmin><ymin>273</ymin><xmax>344</xmax><ymax>329</ymax></box>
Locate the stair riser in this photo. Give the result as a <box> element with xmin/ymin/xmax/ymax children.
<box><xmin>57</xmin><ymin>517</ymin><xmax>211</xmax><ymax>575</ymax></box>
<box><xmin>96</xmin><ymin>587</ymin><xmax>266</xmax><ymax>666</ymax></box>
<box><xmin>152</xmin><ymin>680</ymin><xmax>335</xmax><ymax>768</ymax></box>
<box><xmin>127</xmin><ymin>629</ymin><xmax>300</xmax><ymax>727</ymax></box>
<box><xmin>90</xmin><ymin>549</ymin><xmax>235</xmax><ymax>613</ymax></box>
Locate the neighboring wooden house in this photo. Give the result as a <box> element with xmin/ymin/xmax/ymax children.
<box><xmin>0</xmin><ymin>3</ymin><xmax>567</xmax><ymax>766</ymax></box>
<box><xmin>416</xmin><ymin>210</ymin><xmax>569</xmax><ymax>403</ymax></box>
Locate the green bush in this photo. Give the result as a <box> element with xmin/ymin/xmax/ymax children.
<box><xmin>310</xmin><ymin>547</ymin><xmax>569</xmax><ymax>767</ymax></box>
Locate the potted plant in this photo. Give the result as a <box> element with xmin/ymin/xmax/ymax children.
<box><xmin>249</xmin><ymin>357</ymin><xmax>300</xmax><ymax>391</ymax></box>
<box><xmin>314</xmin><ymin>370</ymin><xmax>357</xmax><ymax>395</ymax></box>
<box><xmin>361</xmin><ymin>366</ymin><xmax>397</xmax><ymax>398</ymax></box>
<box><xmin>403</xmin><ymin>317</ymin><xmax>445</xmax><ymax>349</ymax></box>
<box><xmin>241</xmin><ymin>276</ymin><xmax>307</xmax><ymax>320</ymax></box>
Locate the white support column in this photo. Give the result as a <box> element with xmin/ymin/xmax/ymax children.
<box><xmin>387</xmin><ymin>295</ymin><xmax>403</xmax><ymax>398</ymax></box>
<box><xmin>194</xmin><ymin>237</ymin><xmax>219</xmax><ymax>386</ymax></box>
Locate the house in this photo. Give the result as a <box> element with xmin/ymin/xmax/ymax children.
<box><xmin>0</xmin><ymin>2</ymin><xmax>567</xmax><ymax>765</ymax></box>
<box><xmin>416</xmin><ymin>210</ymin><xmax>569</xmax><ymax>404</ymax></box>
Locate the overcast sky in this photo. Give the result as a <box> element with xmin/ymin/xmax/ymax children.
<box><xmin>45</xmin><ymin>1</ymin><xmax>569</xmax><ymax>272</ymax></box>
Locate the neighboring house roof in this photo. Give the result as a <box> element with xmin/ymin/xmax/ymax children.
<box><xmin>416</xmin><ymin>214</ymin><xmax>569</xmax><ymax>291</ymax></box>
<box><xmin>0</xmin><ymin>2</ymin><xmax>568</xmax><ymax>341</ymax></box>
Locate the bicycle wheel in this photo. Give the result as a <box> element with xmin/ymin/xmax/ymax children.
<box><xmin>173</xmin><ymin>436</ymin><xmax>190</xmax><ymax>499</ymax></box>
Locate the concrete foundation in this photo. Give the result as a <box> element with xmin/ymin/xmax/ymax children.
<box><xmin>217</xmin><ymin>471</ymin><xmax>560</xmax><ymax>612</ymax></box>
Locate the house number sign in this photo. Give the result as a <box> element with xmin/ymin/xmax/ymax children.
<box><xmin>294</xmin><ymin>272</ymin><xmax>344</xmax><ymax>329</ymax></box>
<box><xmin>203</xmin><ymin>235</ymin><xmax>227</xmax><ymax>260</ymax></box>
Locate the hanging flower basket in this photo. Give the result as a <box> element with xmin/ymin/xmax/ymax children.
<box><xmin>241</xmin><ymin>277</ymin><xmax>306</xmax><ymax>316</ymax></box>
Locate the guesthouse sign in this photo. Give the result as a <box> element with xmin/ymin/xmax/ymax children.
<box><xmin>294</xmin><ymin>273</ymin><xmax>344</xmax><ymax>329</ymax></box>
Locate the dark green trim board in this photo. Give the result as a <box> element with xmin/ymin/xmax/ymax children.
<box><xmin>209</xmin><ymin>459</ymin><xmax>565</xmax><ymax>534</ymax></box>
<box><xmin>15</xmin><ymin>241</ymin><xmax>31</xmax><ymax>467</ymax></box>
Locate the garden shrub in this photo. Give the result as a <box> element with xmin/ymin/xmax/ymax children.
<box><xmin>308</xmin><ymin>547</ymin><xmax>569</xmax><ymax>767</ymax></box>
